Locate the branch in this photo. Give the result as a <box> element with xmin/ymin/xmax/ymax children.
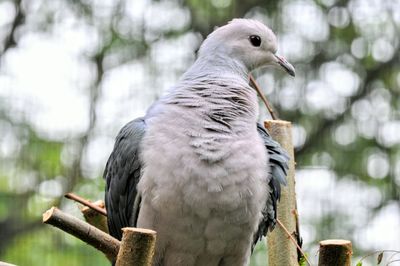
<box><xmin>265</xmin><ymin>120</ymin><xmax>304</xmax><ymax>265</ymax></box>
<box><xmin>318</xmin><ymin>239</ymin><xmax>352</xmax><ymax>266</ymax></box>
<box><xmin>65</xmin><ymin>192</ymin><xmax>107</xmax><ymax>216</ymax></box>
<box><xmin>43</xmin><ymin>207</ymin><xmax>120</xmax><ymax>260</ymax></box>
<box><xmin>80</xmin><ymin>201</ymin><xmax>109</xmax><ymax>234</ymax></box>
<box><xmin>276</xmin><ymin>219</ymin><xmax>311</xmax><ymax>265</ymax></box>
<box><xmin>76</xmin><ymin>199</ymin><xmax>110</xmax><ymax>260</ymax></box>
<box><xmin>356</xmin><ymin>250</ymin><xmax>400</xmax><ymax>266</ymax></box>
<box><xmin>116</xmin><ymin>228</ymin><xmax>156</xmax><ymax>266</ymax></box>
<box><xmin>250</xmin><ymin>74</ymin><xmax>278</xmax><ymax>120</ymax></box>
<box><xmin>43</xmin><ymin>207</ymin><xmax>157</xmax><ymax>265</ymax></box>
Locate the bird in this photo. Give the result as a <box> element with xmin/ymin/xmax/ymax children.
<box><xmin>104</xmin><ymin>18</ymin><xmax>294</xmax><ymax>266</ymax></box>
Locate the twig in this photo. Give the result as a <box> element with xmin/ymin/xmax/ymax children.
<box><xmin>249</xmin><ymin>74</ymin><xmax>278</xmax><ymax>120</ymax></box>
<box><xmin>43</xmin><ymin>207</ymin><xmax>120</xmax><ymax>260</ymax></box>
<box><xmin>276</xmin><ymin>218</ymin><xmax>312</xmax><ymax>266</ymax></box>
<box><xmin>65</xmin><ymin>193</ymin><xmax>107</xmax><ymax>216</ymax></box>
<box><xmin>357</xmin><ymin>250</ymin><xmax>400</xmax><ymax>265</ymax></box>
<box><xmin>387</xmin><ymin>259</ymin><xmax>400</xmax><ymax>266</ymax></box>
<box><xmin>387</xmin><ymin>251</ymin><xmax>400</xmax><ymax>264</ymax></box>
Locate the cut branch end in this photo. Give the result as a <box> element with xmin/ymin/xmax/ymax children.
<box><xmin>318</xmin><ymin>239</ymin><xmax>352</xmax><ymax>266</ymax></box>
<box><xmin>116</xmin><ymin>227</ymin><xmax>157</xmax><ymax>266</ymax></box>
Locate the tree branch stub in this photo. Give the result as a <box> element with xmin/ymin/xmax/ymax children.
<box><xmin>116</xmin><ymin>227</ymin><xmax>157</xmax><ymax>266</ymax></box>
<box><xmin>318</xmin><ymin>239</ymin><xmax>352</xmax><ymax>266</ymax></box>
<box><xmin>80</xmin><ymin>200</ymin><xmax>109</xmax><ymax>234</ymax></box>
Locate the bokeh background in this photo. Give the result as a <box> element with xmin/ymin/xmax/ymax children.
<box><xmin>0</xmin><ymin>0</ymin><xmax>399</xmax><ymax>265</ymax></box>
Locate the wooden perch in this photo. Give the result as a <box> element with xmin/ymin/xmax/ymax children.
<box><xmin>116</xmin><ymin>228</ymin><xmax>157</xmax><ymax>266</ymax></box>
<box><xmin>43</xmin><ymin>207</ymin><xmax>120</xmax><ymax>260</ymax></box>
<box><xmin>265</xmin><ymin>120</ymin><xmax>300</xmax><ymax>266</ymax></box>
<box><xmin>79</xmin><ymin>200</ymin><xmax>111</xmax><ymax>261</ymax></box>
<box><xmin>80</xmin><ymin>200</ymin><xmax>109</xmax><ymax>234</ymax></box>
<box><xmin>318</xmin><ymin>239</ymin><xmax>352</xmax><ymax>266</ymax></box>
<box><xmin>43</xmin><ymin>206</ymin><xmax>158</xmax><ymax>265</ymax></box>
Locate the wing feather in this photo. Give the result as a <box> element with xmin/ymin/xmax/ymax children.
<box><xmin>104</xmin><ymin>118</ymin><xmax>146</xmax><ymax>240</ymax></box>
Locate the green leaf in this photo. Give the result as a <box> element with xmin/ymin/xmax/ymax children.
<box><xmin>356</xmin><ymin>262</ymin><xmax>363</xmax><ymax>266</ymax></box>
<box><xmin>298</xmin><ymin>253</ymin><xmax>309</xmax><ymax>266</ymax></box>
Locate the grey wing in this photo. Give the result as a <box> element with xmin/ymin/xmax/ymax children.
<box><xmin>252</xmin><ymin>123</ymin><xmax>289</xmax><ymax>249</ymax></box>
<box><xmin>104</xmin><ymin>118</ymin><xmax>146</xmax><ymax>240</ymax></box>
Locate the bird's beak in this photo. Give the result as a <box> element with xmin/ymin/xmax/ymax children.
<box><xmin>274</xmin><ymin>54</ymin><xmax>295</xmax><ymax>77</ymax></box>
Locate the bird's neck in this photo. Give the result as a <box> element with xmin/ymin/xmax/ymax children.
<box><xmin>181</xmin><ymin>53</ymin><xmax>249</xmax><ymax>82</ymax></box>
<box><xmin>165</xmin><ymin>69</ymin><xmax>259</xmax><ymax>134</ymax></box>
<box><xmin>163</xmin><ymin>74</ymin><xmax>259</xmax><ymax>162</ymax></box>
<box><xmin>161</xmin><ymin>53</ymin><xmax>258</xmax><ymax>135</ymax></box>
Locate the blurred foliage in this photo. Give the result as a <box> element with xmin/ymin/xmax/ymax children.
<box><xmin>4</xmin><ymin>228</ymin><xmax>108</xmax><ymax>265</ymax></box>
<box><xmin>0</xmin><ymin>0</ymin><xmax>399</xmax><ymax>265</ymax></box>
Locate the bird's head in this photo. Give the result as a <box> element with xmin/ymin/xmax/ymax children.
<box><xmin>198</xmin><ymin>19</ymin><xmax>295</xmax><ymax>77</ymax></box>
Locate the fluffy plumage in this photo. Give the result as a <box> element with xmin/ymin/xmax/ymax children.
<box><xmin>104</xmin><ymin>19</ymin><xmax>292</xmax><ymax>266</ymax></box>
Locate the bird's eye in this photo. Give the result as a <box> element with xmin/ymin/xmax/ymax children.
<box><xmin>249</xmin><ymin>35</ymin><xmax>261</xmax><ymax>47</ymax></box>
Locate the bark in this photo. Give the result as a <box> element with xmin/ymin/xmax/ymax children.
<box><xmin>250</xmin><ymin>75</ymin><xmax>277</xmax><ymax>120</ymax></box>
<box><xmin>80</xmin><ymin>200</ymin><xmax>109</xmax><ymax>234</ymax></box>
<box><xmin>318</xmin><ymin>239</ymin><xmax>352</xmax><ymax>266</ymax></box>
<box><xmin>65</xmin><ymin>192</ymin><xmax>107</xmax><ymax>216</ymax></box>
<box><xmin>77</xmin><ymin>199</ymin><xmax>110</xmax><ymax>261</ymax></box>
<box><xmin>116</xmin><ymin>228</ymin><xmax>156</xmax><ymax>266</ymax></box>
<box><xmin>265</xmin><ymin>120</ymin><xmax>300</xmax><ymax>266</ymax></box>
<box><xmin>43</xmin><ymin>207</ymin><xmax>120</xmax><ymax>260</ymax></box>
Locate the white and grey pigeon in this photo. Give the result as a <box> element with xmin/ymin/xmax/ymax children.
<box><xmin>104</xmin><ymin>19</ymin><xmax>294</xmax><ymax>266</ymax></box>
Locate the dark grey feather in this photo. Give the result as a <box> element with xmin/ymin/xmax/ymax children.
<box><xmin>104</xmin><ymin>118</ymin><xmax>146</xmax><ymax>240</ymax></box>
